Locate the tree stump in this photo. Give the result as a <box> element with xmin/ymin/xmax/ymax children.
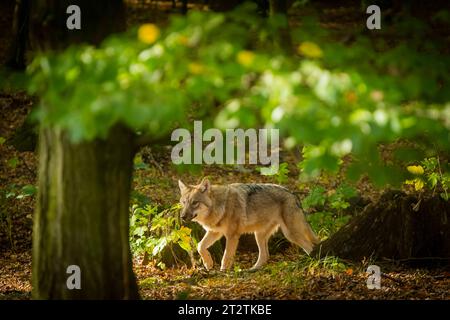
<box><xmin>312</xmin><ymin>190</ymin><xmax>450</xmax><ymax>264</ymax></box>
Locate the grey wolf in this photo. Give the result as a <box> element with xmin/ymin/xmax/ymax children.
<box><xmin>178</xmin><ymin>178</ymin><xmax>320</xmax><ymax>271</ymax></box>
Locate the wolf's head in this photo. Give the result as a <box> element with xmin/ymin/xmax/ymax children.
<box><xmin>178</xmin><ymin>178</ymin><xmax>212</xmax><ymax>223</ymax></box>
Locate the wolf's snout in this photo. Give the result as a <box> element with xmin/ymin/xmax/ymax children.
<box><xmin>180</xmin><ymin>209</ymin><xmax>196</xmax><ymax>222</ymax></box>
<box><xmin>180</xmin><ymin>211</ymin><xmax>189</xmax><ymax>221</ymax></box>
<box><xmin>181</xmin><ymin>215</ymin><xmax>194</xmax><ymax>222</ymax></box>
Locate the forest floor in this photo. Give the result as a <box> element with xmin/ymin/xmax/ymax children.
<box><xmin>1</xmin><ymin>91</ymin><xmax>449</xmax><ymax>300</ymax></box>
<box><xmin>1</xmin><ymin>0</ymin><xmax>450</xmax><ymax>300</ymax></box>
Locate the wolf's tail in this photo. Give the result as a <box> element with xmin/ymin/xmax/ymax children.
<box><xmin>280</xmin><ymin>203</ymin><xmax>320</xmax><ymax>254</ymax></box>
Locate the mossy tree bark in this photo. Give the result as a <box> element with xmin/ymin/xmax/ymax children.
<box><xmin>30</xmin><ymin>0</ymin><xmax>140</xmax><ymax>299</ymax></box>
<box><xmin>33</xmin><ymin>126</ymin><xmax>139</xmax><ymax>299</ymax></box>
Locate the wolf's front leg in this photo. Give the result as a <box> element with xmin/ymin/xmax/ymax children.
<box><xmin>220</xmin><ymin>235</ymin><xmax>239</xmax><ymax>271</ymax></box>
<box><xmin>197</xmin><ymin>231</ymin><xmax>222</xmax><ymax>270</ymax></box>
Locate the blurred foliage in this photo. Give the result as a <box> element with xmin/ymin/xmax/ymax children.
<box><xmin>260</xmin><ymin>161</ymin><xmax>290</xmax><ymax>184</ymax></box>
<box><xmin>24</xmin><ymin>3</ymin><xmax>450</xmax><ymax>187</ymax></box>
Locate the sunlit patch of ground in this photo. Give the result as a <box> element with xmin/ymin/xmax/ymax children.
<box><xmin>0</xmin><ymin>251</ymin><xmax>32</xmax><ymax>300</ymax></box>
<box><xmin>134</xmin><ymin>249</ymin><xmax>450</xmax><ymax>300</ymax></box>
<box><xmin>0</xmin><ymin>246</ymin><xmax>448</xmax><ymax>300</ymax></box>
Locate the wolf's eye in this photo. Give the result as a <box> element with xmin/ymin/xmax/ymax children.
<box><xmin>192</xmin><ymin>201</ymin><xmax>200</xmax><ymax>208</ymax></box>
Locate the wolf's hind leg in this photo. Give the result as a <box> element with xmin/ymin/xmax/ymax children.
<box><xmin>251</xmin><ymin>230</ymin><xmax>271</xmax><ymax>270</ymax></box>
<box><xmin>220</xmin><ymin>235</ymin><xmax>239</xmax><ymax>271</ymax></box>
<box><xmin>198</xmin><ymin>231</ymin><xmax>222</xmax><ymax>270</ymax></box>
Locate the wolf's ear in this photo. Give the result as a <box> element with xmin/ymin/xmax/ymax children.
<box><xmin>199</xmin><ymin>178</ymin><xmax>210</xmax><ymax>193</ymax></box>
<box><xmin>178</xmin><ymin>180</ymin><xmax>188</xmax><ymax>193</ymax></box>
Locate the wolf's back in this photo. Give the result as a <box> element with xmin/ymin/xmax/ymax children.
<box><xmin>234</xmin><ymin>183</ymin><xmax>319</xmax><ymax>244</ymax></box>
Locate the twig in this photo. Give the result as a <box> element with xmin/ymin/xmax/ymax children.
<box><xmin>145</xmin><ymin>150</ymin><xmax>165</xmax><ymax>175</ymax></box>
<box><xmin>436</xmin><ymin>155</ymin><xmax>449</xmax><ymax>200</ymax></box>
<box><xmin>21</xmin><ymin>157</ymin><xmax>35</xmax><ymax>177</ymax></box>
<box><xmin>381</xmin><ymin>272</ymin><xmax>405</xmax><ymax>285</ymax></box>
<box><xmin>134</xmin><ymin>133</ymin><xmax>173</xmax><ymax>150</ymax></box>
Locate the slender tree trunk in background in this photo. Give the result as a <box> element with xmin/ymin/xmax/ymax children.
<box><xmin>6</xmin><ymin>0</ymin><xmax>35</xmax><ymax>153</ymax></box>
<box><xmin>30</xmin><ymin>0</ymin><xmax>140</xmax><ymax>299</ymax></box>
<box><xmin>29</xmin><ymin>0</ymin><xmax>126</xmax><ymax>50</ymax></box>
<box><xmin>6</xmin><ymin>0</ymin><xmax>30</xmax><ymax>70</ymax></box>
<box><xmin>269</xmin><ymin>0</ymin><xmax>293</xmax><ymax>53</ymax></box>
<box><xmin>269</xmin><ymin>0</ymin><xmax>289</xmax><ymax>16</ymax></box>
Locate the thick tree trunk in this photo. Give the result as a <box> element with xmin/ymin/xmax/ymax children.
<box><xmin>313</xmin><ymin>190</ymin><xmax>450</xmax><ymax>264</ymax></box>
<box><xmin>29</xmin><ymin>0</ymin><xmax>136</xmax><ymax>299</ymax></box>
<box><xmin>33</xmin><ymin>125</ymin><xmax>139</xmax><ymax>299</ymax></box>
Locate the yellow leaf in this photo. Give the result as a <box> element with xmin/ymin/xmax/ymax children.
<box><xmin>180</xmin><ymin>226</ymin><xmax>191</xmax><ymax>235</ymax></box>
<box><xmin>178</xmin><ymin>35</ymin><xmax>190</xmax><ymax>46</ymax></box>
<box><xmin>237</xmin><ymin>50</ymin><xmax>255</xmax><ymax>67</ymax></box>
<box><xmin>414</xmin><ymin>179</ymin><xmax>424</xmax><ymax>191</ymax></box>
<box><xmin>345</xmin><ymin>268</ymin><xmax>353</xmax><ymax>275</ymax></box>
<box><xmin>407</xmin><ymin>165</ymin><xmax>424</xmax><ymax>175</ymax></box>
<box><xmin>297</xmin><ymin>41</ymin><xmax>323</xmax><ymax>58</ymax></box>
<box><xmin>405</xmin><ymin>178</ymin><xmax>425</xmax><ymax>191</ymax></box>
<box><xmin>188</xmin><ymin>62</ymin><xmax>204</xmax><ymax>75</ymax></box>
<box><xmin>138</xmin><ymin>24</ymin><xmax>160</xmax><ymax>44</ymax></box>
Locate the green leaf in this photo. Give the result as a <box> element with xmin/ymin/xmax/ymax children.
<box><xmin>21</xmin><ymin>185</ymin><xmax>37</xmax><ymax>196</ymax></box>
<box><xmin>302</xmin><ymin>186</ymin><xmax>326</xmax><ymax>209</ymax></box>
<box><xmin>178</xmin><ymin>239</ymin><xmax>191</xmax><ymax>252</ymax></box>
<box><xmin>152</xmin><ymin>237</ymin><xmax>167</xmax><ymax>256</ymax></box>
<box><xmin>7</xmin><ymin>157</ymin><xmax>20</xmax><ymax>169</ymax></box>
<box><xmin>427</xmin><ymin>173</ymin><xmax>439</xmax><ymax>188</ymax></box>
<box><xmin>335</xmin><ymin>184</ymin><xmax>358</xmax><ymax>199</ymax></box>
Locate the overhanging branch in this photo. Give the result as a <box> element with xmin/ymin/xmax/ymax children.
<box><xmin>133</xmin><ymin>133</ymin><xmax>173</xmax><ymax>150</ymax></box>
